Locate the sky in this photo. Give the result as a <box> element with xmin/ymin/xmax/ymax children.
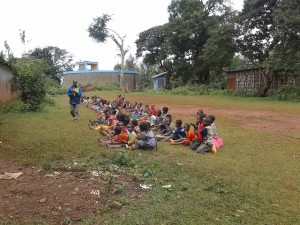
<box><xmin>0</xmin><ymin>0</ymin><xmax>244</xmax><ymax>70</ymax></box>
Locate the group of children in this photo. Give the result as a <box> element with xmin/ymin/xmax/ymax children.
<box><xmin>84</xmin><ymin>94</ymin><xmax>223</xmax><ymax>153</ymax></box>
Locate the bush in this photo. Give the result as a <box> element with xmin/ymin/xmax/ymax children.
<box><xmin>274</xmin><ymin>86</ymin><xmax>300</xmax><ymax>101</ymax></box>
<box><xmin>12</xmin><ymin>58</ymin><xmax>47</xmax><ymax>111</ymax></box>
<box><xmin>45</xmin><ymin>78</ymin><xmax>66</xmax><ymax>95</ymax></box>
<box><xmin>0</xmin><ymin>100</ymin><xmax>27</xmax><ymax>113</ymax></box>
<box><xmin>94</xmin><ymin>82</ymin><xmax>120</xmax><ymax>91</ymax></box>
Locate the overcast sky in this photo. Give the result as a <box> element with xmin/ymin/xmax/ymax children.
<box><xmin>0</xmin><ymin>0</ymin><xmax>244</xmax><ymax>70</ymax></box>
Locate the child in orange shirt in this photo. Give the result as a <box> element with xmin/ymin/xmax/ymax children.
<box><xmin>170</xmin><ymin>123</ymin><xmax>196</xmax><ymax>145</ymax></box>
<box><xmin>98</xmin><ymin>126</ymin><xmax>128</xmax><ymax>148</ymax></box>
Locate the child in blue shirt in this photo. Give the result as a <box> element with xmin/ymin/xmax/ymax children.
<box><xmin>170</xmin><ymin>119</ymin><xmax>186</xmax><ymax>141</ymax></box>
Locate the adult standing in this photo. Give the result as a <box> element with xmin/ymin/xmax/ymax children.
<box><xmin>67</xmin><ymin>80</ymin><xmax>82</xmax><ymax>121</ymax></box>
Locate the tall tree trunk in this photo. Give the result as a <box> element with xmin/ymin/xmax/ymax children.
<box><xmin>256</xmin><ymin>70</ymin><xmax>274</xmax><ymax>97</ymax></box>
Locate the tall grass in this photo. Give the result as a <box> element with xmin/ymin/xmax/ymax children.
<box><xmin>0</xmin><ymin>91</ymin><xmax>300</xmax><ymax>224</ymax></box>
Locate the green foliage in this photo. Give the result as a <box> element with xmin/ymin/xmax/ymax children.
<box><xmin>27</xmin><ymin>46</ymin><xmax>75</xmax><ymax>83</ymax></box>
<box><xmin>114</xmin><ymin>54</ymin><xmax>139</xmax><ymax>71</ymax></box>
<box><xmin>274</xmin><ymin>86</ymin><xmax>300</xmax><ymax>101</ymax></box>
<box><xmin>112</xmin><ymin>151</ymin><xmax>135</xmax><ymax>167</ymax></box>
<box><xmin>236</xmin><ymin>0</ymin><xmax>300</xmax><ymax>96</ymax></box>
<box><xmin>0</xmin><ymin>100</ymin><xmax>28</xmax><ymax>113</ymax></box>
<box><xmin>94</xmin><ymin>82</ymin><xmax>120</xmax><ymax>91</ymax></box>
<box><xmin>88</xmin><ymin>14</ymin><xmax>112</xmax><ymax>43</ymax></box>
<box><xmin>138</xmin><ymin>63</ymin><xmax>161</xmax><ymax>91</ymax></box>
<box><xmin>12</xmin><ymin>58</ymin><xmax>47</xmax><ymax>111</ymax></box>
<box><xmin>45</xmin><ymin>77</ymin><xmax>66</xmax><ymax>95</ymax></box>
<box><xmin>136</xmin><ymin>0</ymin><xmax>236</xmax><ymax>85</ymax></box>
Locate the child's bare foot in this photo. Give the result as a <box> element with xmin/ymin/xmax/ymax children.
<box><xmin>211</xmin><ymin>145</ymin><xmax>217</xmax><ymax>154</ymax></box>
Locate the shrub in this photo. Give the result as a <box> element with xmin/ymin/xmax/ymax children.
<box><xmin>12</xmin><ymin>58</ymin><xmax>47</xmax><ymax>111</ymax></box>
<box><xmin>274</xmin><ymin>86</ymin><xmax>300</xmax><ymax>101</ymax></box>
<box><xmin>94</xmin><ymin>82</ymin><xmax>120</xmax><ymax>91</ymax></box>
<box><xmin>45</xmin><ymin>78</ymin><xmax>66</xmax><ymax>95</ymax></box>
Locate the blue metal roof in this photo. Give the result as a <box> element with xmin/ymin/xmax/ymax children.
<box><xmin>152</xmin><ymin>72</ymin><xmax>167</xmax><ymax>79</ymax></box>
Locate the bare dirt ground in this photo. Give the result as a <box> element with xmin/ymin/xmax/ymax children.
<box><xmin>167</xmin><ymin>105</ymin><xmax>300</xmax><ymax>137</ymax></box>
<box><xmin>0</xmin><ymin>158</ymin><xmax>141</xmax><ymax>224</ymax></box>
<box><xmin>1</xmin><ymin>105</ymin><xmax>300</xmax><ymax>224</ymax></box>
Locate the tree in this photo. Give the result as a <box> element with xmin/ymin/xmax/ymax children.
<box><xmin>27</xmin><ymin>46</ymin><xmax>75</xmax><ymax>83</ymax></box>
<box><xmin>136</xmin><ymin>0</ymin><xmax>236</xmax><ymax>86</ymax></box>
<box><xmin>12</xmin><ymin>57</ymin><xmax>48</xmax><ymax>111</ymax></box>
<box><xmin>236</xmin><ymin>0</ymin><xmax>300</xmax><ymax>97</ymax></box>
<box><xmin>114</xmin><ymin>54</ymin><xmax>139</xmax><ymax>71</ymax></box>
<box><xmin>88</xmin><ymin>14</ymin><xmax>129</xmax><ymax>92</ymax></box>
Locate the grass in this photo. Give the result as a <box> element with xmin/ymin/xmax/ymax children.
<box><xmin>0</xmin><ymin>91</ymin><xmax>300</xmax><ymax>225</ymax></box>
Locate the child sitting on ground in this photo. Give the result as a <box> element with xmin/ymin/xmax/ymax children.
<box><xmin>127</xmin><ymin>122</ymin><xmax>157</xmax><ymax>150</ymax></box>
<box><xmin>156</xmin><ymin>117</ymin><xmax>175</xmax><ymax>141</ymax></box>
<box><xmin>125</xmin><ymin>123</ymin><xmax>137</xmax><ymax>150</ymax></box>
<box><xmin>98</xmin><ymin>126</ymin><xmax>129</xmax><ymax>148</ymax></box>
<box><xmin>170</xmin><ymin>123</ymin><xmax>196</xmax><ymax>146</ymax></box>
<box><xmin>169</xmin><ymin>119</ymin><xmax>186</xmax><ymax>141</ymax></box>
<box><xmin>207</xmin><ymin>115</ymin><xmax>223</xmax><ymax>153</ymax></box>
<box><xmin>196</xmin><ymin>117</ymin><xmax>214</xmax><ymax>154</ymax></box>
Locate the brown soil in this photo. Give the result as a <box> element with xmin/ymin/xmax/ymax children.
<box><xmin>0</xmin><ymin>158</ymin><xmax>141</xmax><ymax>224</ymax></box>
<box><xmin>164</xmin><ymin>105</ymin><xmax>300</xmax><ymax>137</ymax></box>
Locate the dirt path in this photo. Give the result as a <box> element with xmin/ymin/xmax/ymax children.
<box><xmin>164</xmin><ymin>105</ymin><xmax>300</xmax><ymax>137</ymax></box>
<box><xmin>0</xmin><ymin>158</ymin><xmax>140</xmax><ymax>224</ymax></box>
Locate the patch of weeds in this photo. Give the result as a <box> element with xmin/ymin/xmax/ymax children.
<box><xmin>112</xmin><ymin>151</ymin><xmax>135</xmax><ymax>167</ymax></box>
<box><xmin>131</xmin><ymin>172</ymin><xmax>146</xmax><ymax>182</ymax></box>
<box><xmin>111</xmin><ymin>185</ymin><xmax>125</xmax><ymax>195</ymax></box>
<box><xmin>138</xmin><ymin>163</ymin><xmax>158</xmax><ymax>178</ymax></box>
<box><xmin>109</xmin><ymin>200</ymin><xmax>123</xmax><ymax>209</ymax></box>
<box><xmin>141</xmin><ymin>167</ymin><xmax>154</xmax><ymax>178</ymax></box>
<box><xmin>42</xmin><ymin>163</ymin><xmax>53</xmax><ymax>172</ymax></box>
<box><xmin>179</xmin><ymin>182</ymin><xmax>190</xmax><ymax>191</ymax></box>
<box><xmin>102</xmin><ymin>172</ymin><xmax>116</xmax><ymax>184</ymax></box>
<box><xmin>204</xmin><ymin>181</ymin><xmax>229</xmax><ymax>195</ymax></box>
<box><xmin>62</xmin><ymin>217</ymin><xmax>72</xmax><ymax>225</ymax></box>
<box><xmin>108</xmin><ymin>164</ymin><xmax>120</xmax><ymax>172</ymax></box>
<box><xmin>117</xmin><ymin>196</ymin><xmax>132</xmax><ymax>206</ymax></box>
<box><xmin>99</xmin><ymin>205</ymin><xmax>111</xmax><ymax>214</ymax></box>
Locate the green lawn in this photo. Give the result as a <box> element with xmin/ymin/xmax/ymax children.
<box><xmin>0</xmin><ymin>91</ymin><xmax>299</xmax><ymax>225</ymax></box>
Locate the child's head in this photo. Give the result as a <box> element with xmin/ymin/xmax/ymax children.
<box><xmin>114</xmin><ymin>126</ymin><xmax>122</xmax><ymax>135</ymax></box>
<box><xmin>157</xmin><ymin>109</ymin><xmax>162</xmax><ymax>117</ymax></box>
<box><xmin>105</xmin><ymin>110</ymin><xmax>111</xmax><ymax>117</ymax></box>
<box><xmin>123</xmin><ymin>115</ymin><xmax>130</xmax><ymax>126</ymax></box>
<box><xmin>183</xmin><ymin>123</ymin><xmax>191</xmax><ymax>131</ymax></box>
<box><xmin>162</xmin><ymin>106</ymin><xmax>169</xmax><ymax>114</ymax></box>
<box><xmin>151</xmin><ymin>104</ymin><xmax>155</xmax><ymax>109</ymax></box>
<box><xmin>202</xmin><ymin>117</ymin><xmax>212</xmax><ymax>127</ymax></box>
<box><xmin>199</xmin><ymin>113</ymin><xmax>206</xmax><ymax>123</ymax></box>
<box><xmin>175</xmin><ymin>119</ymin><xmax>182</xmax><ymax>127</ymax></box>
<box><xmin>111</xmin><ymin>109</ymin><xmax>117</xmax><ymax>115</ymax></box>
<box><xmin>165</xmin><ymin>114</ymin><xmax>172</xmax><ymax>122</ymax></box>
<box><xmin>139</xmin><ymin>122</ymin><xmax>149</xmax><ymax>132</ymax></box>
<box><xmin>207</xmin><ymin>115</ymin><xmax>215</xmax><ymax>123</ymax></box>
<box><xmin>165</xmin><ymin>117</ymin><xmax>172</xmax><ymax>126</ymax></box>
<box><xmin>117</xmin><ymin>112</ymin><xmax>126</xmax><ymax>122</ymax></box>
<box><xmin>131</xmin><ymin>119</ymin><xmax>138</xmax><ymax>127</ymax></box>
<box><xmin>197</xmin><ymin>109</ymin><xmax>204</xmax><ymax>116</ymax></box>
<box><xmin>127</xmin><ymin>123</ymin><xmax>134</xmax><ymax>132</ymax></box>
<box><xmin>118</xmin><ymin>121</ymin><xmax>125</xmax><ymax>129</ymax></box>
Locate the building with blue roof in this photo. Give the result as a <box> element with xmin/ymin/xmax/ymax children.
<box><xmin>63</xmin><ymin>61</ymin><xmax>140</xmax><ymax>91</ymax></box>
